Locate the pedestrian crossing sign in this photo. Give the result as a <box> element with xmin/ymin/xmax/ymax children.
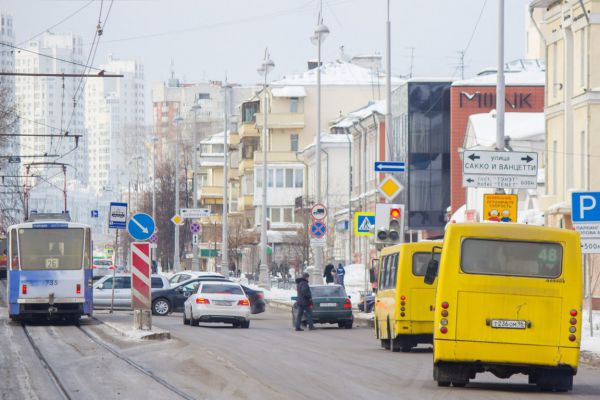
<box><xmin>354</xmin><ymin>212</ymin><xmax>375</xmax><ymax>237</ymax></box>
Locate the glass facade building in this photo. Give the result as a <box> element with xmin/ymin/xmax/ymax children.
<box><xmin>391</xmin><ymin>80</ymin><xmax>452</xmax><ymax>231</ymax></box>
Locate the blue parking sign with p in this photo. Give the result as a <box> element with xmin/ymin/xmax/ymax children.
<box><xmin>572</xmin><ymin>192</ymin><xmax>600</xmax><ymax>222</ymax></box>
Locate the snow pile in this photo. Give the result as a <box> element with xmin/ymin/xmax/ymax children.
<box><xmin>581</xmin><ymin>310</ymin><xmax>600</xmax><ymax>355</ymax></box>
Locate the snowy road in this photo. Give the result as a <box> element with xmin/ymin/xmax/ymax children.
<box><xmin>2</xmin><ymin>280</ymin><xmax>600</xmax><ymax>399</ymax></box>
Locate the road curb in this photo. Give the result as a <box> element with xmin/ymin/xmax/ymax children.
<box><xmin>580</xmin><ymin>350</ymin><xmax>600</xmax><ymax>368</ymax></box>
<box><xmin>266</xmin><ymin>300</ymin><xmax>374</xmax><ymax>328</ymax></box>
<box><xmin>93</xmin><ymin>314</ymin><xmax>171</xmax><ymax>341</ymax></box>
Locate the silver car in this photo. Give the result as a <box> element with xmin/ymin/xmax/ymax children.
<box><xmin>93</xmin><ymin>274</ymin><xmax>170</xmax><ymax>309</ymax></box>
<box><xmin>92</xmin><ymin>259</ymin><xmax>114</xmax><ymax>278</ymax></box>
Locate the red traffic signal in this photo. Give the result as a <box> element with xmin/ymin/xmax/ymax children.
<box><xmin>390</xmin><ymin>208</ymin><xmax>401</xmax><ymax>219</ymax></box>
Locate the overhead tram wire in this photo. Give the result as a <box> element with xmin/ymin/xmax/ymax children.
<box><xmin>0</xmin><ymin>43</ymin><xmax>104</xmax><ymax>72</ymax></box>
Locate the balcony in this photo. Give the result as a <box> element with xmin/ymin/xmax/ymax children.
<box><xmin>239</xmin><ymin>194</ymin><xmax>254</xmax><ymax>211</ymax></box>
<box><xmin>239</xmin><ymin>123</ymin><xmax>260</xmax><ymax>138</ymax></box>
<box><xmin>238</xmin><ymin>158</ymin><xmax>254</xmax><ymax>173</ymax></box>
<box><xmin>255</xmin><ymin>112</ymin><xmax>304</xmax><ymax>129</ymax></box>
<box><xmin>199</xmin><ymin>186</ymin><xmax>223</xmax><ymax>199</ymax></box>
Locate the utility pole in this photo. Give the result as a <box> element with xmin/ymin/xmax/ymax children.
<box><xmin>386</xmin><ymin>0</ymin><xmax>392</xmax><ymax>163</ymax></box>
<box><xmin>221</xmin><ymin>82</ymin><xmax>231</xmax><ymax>277</ymax></box>
<box><xmin>496</xmin><ymin>0</ymin><xmax>505</xmax><ymax>154</ymax></box>
<box><xmin>173</xmin><ymin>116</ymin><xmax>184</xmax><ymax>272</ymax></box>
<box><xmin>190</xmin><ymin>105</ymin><xmax>201</xmax><ymax>272</ymax></box>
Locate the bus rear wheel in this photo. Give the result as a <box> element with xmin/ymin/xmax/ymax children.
<box><xmin>381</xmin><ymin>339</ymin><xmax>390</xmax><ymax>350</ymax></box>
<box><xmin>535</xmin><ymin>370</ymin><xmax>572</xmax><ymax>392</ymax></box>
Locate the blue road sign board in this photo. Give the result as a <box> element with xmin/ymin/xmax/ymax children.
<box><xmin>91</xmin><ymin>210</ymin><xmax>99</xmax><ymax>218</ymax></box>
<box><xmin>356</xmin><ymin>214</ymin><xmax>375</xmax><ymax>234</ymax></box>
<box><xmin>310</xmin><ymin>221</ymin><xmax>327</xmax><ymax>238</ymax></box>
<box><xmin>127</xmin><ymin>213</ymin><xmax>155</xmax><ymax>241</ymax></box>
<box><xmin>374</xmin><ymin>161</ymin><xmax>405</xmax><ymax>172</ymax></box>
<box><xmin>109</xmin><ymin>202</ymin><xmax>128</xmax><ymax>229</ymax></box>
<box><xmin>572</xmin><ymin>192</ymin><xmax>600</xmax><ymax>223</ymax></box>
<box><xmin>190</xmin><ymin>222</ymin><xmax>201</xmax><ymax>234</ymax></box>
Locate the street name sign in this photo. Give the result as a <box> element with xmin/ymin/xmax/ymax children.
<box><xmin>310</xmin><ymin>203</ymin><xmax>327</xmax><ymax>221</ymax></box>
<box><xmin>462</xmin><ymin>150</ymin><xmax>538</xmax><ymax>189</ymax></box>
<box><xmin>354</xmin><ymin>212</ymin><xmax>375</xmax><ymax>237</ymax></box>
<box><xmin>181</xmin><ymin>208</ymin><xmax>210</xmax><ymax>219</ymax></box>
<box><xmin>572</xmin><ymin>192</ymin><xmax>600</xmax><ymax>254</ymax></box>
<box><xmin>378</xmin><ymin>175</ymin><xmax>404</xmax><ymax>201</ymax></box>
<box><xmin>310</xmin><ymin>238</ymin><xmax>326</xmax><ymax>247</ymax></box>
<box><xmin>127</xmin><ymin>213</ymin><xmax>155</xmax><ymax>241</ymax></box>
<box><xmin>374</xmin><ymin>161</ymin><xmax>405</xmax><ymax>172</ymax></box>
<box><xmin>108</xmin><ymin>202</ymin><xmax>128</xmax><ymax>229</ymax></box>
<box><xmin>130</xmin><ymin>242</ymin><xmax>151</xmax><ymax>310</ymax></box>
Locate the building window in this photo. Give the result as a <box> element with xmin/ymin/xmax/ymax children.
<box><xmin>290</xmin><ymin>97</ymin><xmax>299</xmax><ymax>113</ymax></box>
<box><xmin>290</xmin><ymin>134</ymin><xmax>299</xmax><ymax>152</ymax></box>
<box><xmin>285</xmin><ymin>169</ymin><xmax>294</xmax><ymax>188</ymax></box>
<box><xmin>276</xmin><ymin>169</ymin><xmax>284</xmax><ymax>188</ymax></box>
<box><xmin>552</xmin><ymin>43</ymin><xmax>558</xmax><ymax>99</ymax></box>
<box><xmin>267</xmin><ymin>169</ymin><xmax>274</xmax><ymax>188</ymax></box>
<box><xmin>271</xmin><ymin>208</ymin><xmax>281</xmax><ymax>223</ymax></box>
<box><xmin>294</xmin><ymin>169</ymin><xmax>303</xmax><ymax>188</ymax></box>
<box><xmin>283</xmin><ymin>208</ymin><xmax>293</xmax><ymax>223</ymax></box>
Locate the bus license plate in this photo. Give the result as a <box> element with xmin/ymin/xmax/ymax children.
<box><xmin>320</xmin><ymin>303</ymin><xmax>336</xmax><ymax>307</ymax></box>
<box><xmin>491</xmin><ymin>319</ymin><xmax>526</xmax><ymax>329</ymax></box>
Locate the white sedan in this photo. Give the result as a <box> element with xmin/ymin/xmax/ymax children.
<box><xmin>183</xmin><ymin>281</ymin><xmax>251</xmax><ymax>328</ymax></box>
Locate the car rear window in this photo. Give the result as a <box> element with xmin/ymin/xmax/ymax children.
<box><xmin>311</xmin><ymin>286</ymin><xmax>346</xmax><ymax>298</ymax></box>
<box><xmin>201</xmin><ymin>284</ymin><xmax>243</xmax><ymax>295</ymax></box>
<box><xmin>461</xmin><ymin>238</ymin><xmax>563</xmax><ymax>278</ymax></box>
<box><xmin>151</xmin><ymin>277</ymin><xmax>164</xmax><ymax>288</ymax></box>
<box><xmin>412</xmin><ymin>252</ymin><xmax>440</xmax><ymax>276</ymax></box>
<box><xmin>94</xmin><ymin>260</ymin><xmax>112</xmax><ymax>266</ymax></box>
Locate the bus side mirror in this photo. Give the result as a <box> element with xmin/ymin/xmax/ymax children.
<box><xmin>424</xmin><ymin>259</ymin><xmax>438</xmax><ymax>285</ymax></box>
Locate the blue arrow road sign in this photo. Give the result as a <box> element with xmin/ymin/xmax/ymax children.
<box><xmin>374</xmin><ymin>161</ymin><xmax>405</xmax><ymax>172</ymax></box>
<box><xmin>310</xmin><ymin>221</ymin><xmax>327</xmax><ymax>238</ymax></box>
<box><xmin>572</xmin><ymin>192</ymin><xmax>600</xmax><ymax>223</ymax></box>
<box><xmin>127</xmin><ymin>213</ymin><xmax>155</xmax><ymax>241</ymax></box>
<box><xmin>91</xmin><ymin>210</ymin><xmax>99</xmax><ymax>218</ymax></box>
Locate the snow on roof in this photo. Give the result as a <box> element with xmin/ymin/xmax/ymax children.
<box><xmin>331</xmin><ymin>100</ymin><xmax>385</xmax><ymax>129</ymax></box>
<box><xmin>453</xmin><ymin>70</ymin><xmax>545</xmax><ymax>87</ymax></box>
<box><xmin>274</xmin><ymin>60</ymin><xmax>405</xmax><ymax>86</ymax></box>
<box><xmin>300</xmin><ymin>132</ymin><xmax>351</xmax><ymax>154</ymax></box>
<box><xmin>271</xmin><ymin>86</ymin><xmax>306</xmax><ymax>97</ymax></box>
<box><xmin>464</xmin><ymin>111</ymin><xmax>544</xmax><ymax>150</ymax></box>
<box><xmin>200</xmin><ymin>130</ymin><xmax>232</xmax><ymax>144</ymax></box>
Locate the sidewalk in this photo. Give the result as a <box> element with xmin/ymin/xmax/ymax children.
<box><xmin>92</xmin><ymin>310</ymin><xmax>171</xmax><ymax>340</ymax></box>
<box><xmin>266</xmin><ymin>300</ymin><xmax>374</xmax><ymax>328</ymax></box>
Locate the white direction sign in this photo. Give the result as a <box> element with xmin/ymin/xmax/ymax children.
<box><xmin>572</xmin><ymin>222</ymin><xmax>600</xmax><ymax>254</ymax></box>
<box><xmin>462</xmin><ymin>150</ymin><xmax>538</xmax><ymax>189</ymax></box>
<box><xmin>462</xmin><ymin>175</ymin><xmax>538</xmax><ymax>189</ymax></box>
<box><xmin>310</xmin><ymin>237</ymin><xmax>326</xmax><ymax>247</ymax></box>
<box><xmin>180</xmin><ymin>208</ymin><xmax>211</xmax><ymax>219</ymax></box>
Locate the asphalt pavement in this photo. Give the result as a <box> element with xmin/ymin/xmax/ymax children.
<box><xmin>1</xmin><ymin>276</ymin><xmax>600</xmax><ymax>400</ymax></box>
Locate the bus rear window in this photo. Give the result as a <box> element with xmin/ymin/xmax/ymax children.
<box><xmin>18</xmin><ymin>228</ymin><xmax>84</xmax><ymax>270</ymax></box>
<box><xmin>460</xmin><ymin>238</ymin><xmax>562</xmax><ymax>278</ymax></box>
<box><xmin>412</xmin><ymin>252</ymin><xmax>440</xmax><ymax>276</ymax></box>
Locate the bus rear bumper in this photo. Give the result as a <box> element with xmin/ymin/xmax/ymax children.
<box><xmin>434</xmin><ymin>339</ymin><xmax>579</xmax><ymax>372</ymax></box>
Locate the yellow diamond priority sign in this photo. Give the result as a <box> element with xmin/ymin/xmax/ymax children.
<box><xmin>171</xmin><ymin>214</ymin><xmax>184</xmax><ymax>226</ymax></box>
<box><xmin>378</xmin><ymin>175</ymin><xmax>404</xmax><ymax>201</ymax></box>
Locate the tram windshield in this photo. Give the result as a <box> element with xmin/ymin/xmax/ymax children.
<box><xmin>18</xmin><ymin>228</ymin><xmax>84</xmax><ymax>270</ymax></box>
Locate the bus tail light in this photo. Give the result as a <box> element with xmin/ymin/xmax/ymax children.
<box><xmin>343</xmin><ymin>298</ymin><xmax>352</xmax><ymax>309</ymax></box>
<box><xmin>76</xmin><ymin>284</ymin><xmax>81</xmax><ymax>295</ymax></box>
<box><xmin>570</xmin><ymin>317</ymin><xmax>577</xmax><ymax>325</ymax></box>
<box><xmin>441</xmin><ymin>301</ymin><xmax>449</xmax><ymax>309</ymax></box>
<box><xmin>570</xmin><ymin>309</ymin><xmax>578</xmax><ymax>317</ymax></box>
<box><xmin>440</xmin><ymin>326</ymin><xmax>448</xmax><ymax>334</ymax></box>
<box><xmin>568</xmin><ymin>334</ymin><xmax>576</xmax><ymax>342</ymax></box>
<box><xmin>196</xmin><ymin>298</ymin><xmax>210</xmax><ymax>304</ymax></box>
<box><xmin>21</xmin><ymin>284</ymin><xmax>27</xmax><ymax>295</ymax></box>
<box><xmin>441</xmin><ymin>310</ymin><xmax>448</xmax><ymax>317</ymax></box>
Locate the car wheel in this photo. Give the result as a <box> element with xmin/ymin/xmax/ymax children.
<box><xmin>152</xmin><ymin>298</ymin><xmax>171</xmax><ymax>316</ymax></box>
<box><xmin>183</xmin><ymin>309</ymin><xmax>190</xmax><ymax>325</ymax></box>
<box><xmin>345</xmin><ymin>321</ymin><xmax>353</xmax><ymax>329</ymax></box>
<box><xmin>190</xmin><ymin>311</ymin><xmax>200</xmax><ymax>327</ymax></box>
<box><xmin>241</xmin><ymin>320</ymin><xmax>250</xmax><ymax>329</ymax></box>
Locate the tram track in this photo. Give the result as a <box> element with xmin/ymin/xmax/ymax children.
<box><xmin>21</xmin><ymin>322</ymin><xmax>196</xmax><ymax>400</ymax></box>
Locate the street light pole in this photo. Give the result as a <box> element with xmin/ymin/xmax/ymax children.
<box><xmin>221</xmin><ymin>82</ymin><xmax>231</xmax><ymax>277</ymax></box>
<box><xmin>173</xmin><ymin>116</ymin><xmax>184</xmax><ymax>272</ymax></box>
<box><xmin>311</xmin><ymin>8</ymin><xmax>330</xmax><ymax>285</ymax></box>
<box><xmin>258</xmin><ymin>50</ymin><xmax>275</xmax><ymax>289</ymax></box>
<box><xmin>496</xmin><ymin>0</ymin><xmax>505</xmax><ymax>153</ymax></box>
<box><xmin>190</xmin><ymin>105</ymin><xmax>201</xmax><ymax>271</ymax></box>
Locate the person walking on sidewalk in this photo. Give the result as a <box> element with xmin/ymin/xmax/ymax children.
<box><xmin>324</xmin><ymin>262</ymin><xmax>335</xmax><ymax>284</ymax></box>
<box><xmin>295</xmin><ymin>272</ymin><xmax>315</xmax><ymax>331</ymax></box>
<box><xmin>336</xmin><ymin>263</ymin><xmax>346</xmax><ymax>287</ymax></box>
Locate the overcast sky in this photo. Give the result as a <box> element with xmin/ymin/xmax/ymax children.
<box><xmin>3</xmin><ymin>0</ymin><xmax>533</xmax><ymax>85</ymax></box>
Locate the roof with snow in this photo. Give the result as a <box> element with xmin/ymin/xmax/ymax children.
<box><xmin>271</xmin><ymin>86</ymin><xmax>307</xmax><ymax>97</ymax></box>
<box><xmin>274</xmin><ymin>60</ymin><xmax>405</xmax><ymax>86</ymax></box>
<box><xmin>331</xmin><ymin>100</ymin><xmax>385</xmax><ymax>129</ymax></box>
<box><xmin>453</xmin><ymin>70</ymin><xmax>545</xmax><ymax>87</ymax></box>
<box><xmin>200</xmin><ymin>130</ymin><xmax>232</xmax><ymax>145</ymax></box>
<box><xmin>463</xmin><ymin>111</ymin><xmax>544</xmax><ymax>150</ymax></box>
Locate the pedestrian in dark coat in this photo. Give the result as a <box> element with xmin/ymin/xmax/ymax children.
<box><xmin>324</xmin><ymin>263</ymin><xmax>335</xmax><ymax>284</ymax></box>
<box><xmin>295</xmin><ymin>272</ymin><xmax>315</xmax><ymax>331</ymax></box>
<box><xmin>336</xmin><ymin>263</ymin><xmax>346</xmax><ymax>287</ymax></box>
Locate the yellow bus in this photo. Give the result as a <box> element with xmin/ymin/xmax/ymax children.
<box><xmin>424</xmin><ymin>223</ymin><xmax>582</xmax><ymax>391</ymax></box>
<box><xmin>375</xmin><ymin>241</ymin><xmax>442</xmax><ymax>352</ymax></box>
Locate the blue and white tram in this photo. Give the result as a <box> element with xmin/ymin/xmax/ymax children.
<box><xmin>7</xmin><ymin>216</ymin><xmax>93</xmax><ymax>322</ymax></box>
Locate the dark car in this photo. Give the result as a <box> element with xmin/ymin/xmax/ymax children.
<box><xmin>151</xmin><ymin>277</ymin><xmax>226</xmax><ymax>315</ymax></box>
<box><xmin>240</xmin><ymin>285</ymin><xmax>266</xmax><ymax>314</ymax></box>
<box><xmin>358</xmin><ymin>294</ymin><xmax>375</xmax><ymax>313</ymax></box>
<box><xmin>292</xmin><ymin>285</ymin><xmax>353</xmax><ymax>329</ymax></box>
<box><xmin>151</xmin><ymin>277</ymin><xmax>266</xmax><ymax>316</ymax></box>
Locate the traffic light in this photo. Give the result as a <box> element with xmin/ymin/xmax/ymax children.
<box><xmin>375</xmin><ymin>203</ymin><xmax>405</xmax><ymax>246</ymax></box>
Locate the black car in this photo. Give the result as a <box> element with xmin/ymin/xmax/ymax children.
<box><xmin>151</xmin><ymin>277</ymin><xmax>266</xmax><ymax>316</ymax></box>
<box><xmin>358</xmin><ymin>295</ymin><xmax>375</xmax><ymax>313</ymax></box>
